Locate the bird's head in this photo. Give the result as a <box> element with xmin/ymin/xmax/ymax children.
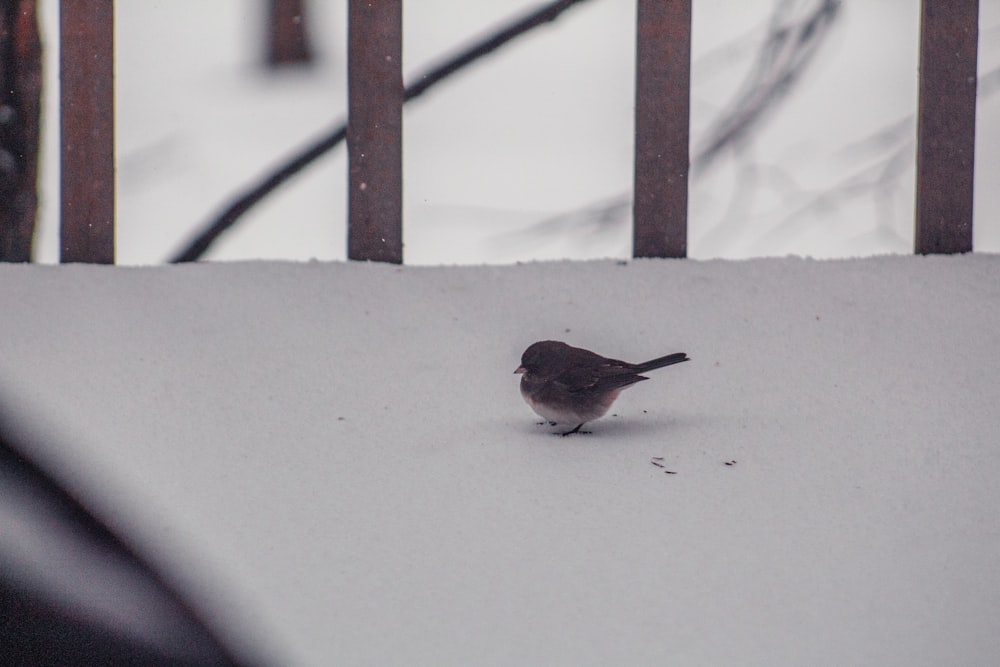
<box><xmin>514</xmin><ymin>340</ymin><xmax>570</xmax><ymax>378</ymax></box>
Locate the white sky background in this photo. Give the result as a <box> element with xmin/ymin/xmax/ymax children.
<box><xmin>30</xmin><ymin>0</ymin><xmax>1000</xmax><ymax>264</ymax></box>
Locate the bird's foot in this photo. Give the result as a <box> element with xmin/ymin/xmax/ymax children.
<box><xmin>560</xmin><ymin>423</ymin><xmax>590</xmax><ymax>436</ymax></box>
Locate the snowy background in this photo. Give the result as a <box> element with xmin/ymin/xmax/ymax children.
<box><xmin>6</xmin><ymin>1</ymin><xmax>1000</xmax><ymax>665</ymax></box>
<box><xmin>28</xmin><ymin>0</ymin><xmax>1000</xmax><ymax>263</ymax></box>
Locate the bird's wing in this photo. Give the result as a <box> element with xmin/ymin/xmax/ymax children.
<box><xmin>555</xmin><ymin>363</ymin><xmax>646</xmax><ymax>393</ymax></box>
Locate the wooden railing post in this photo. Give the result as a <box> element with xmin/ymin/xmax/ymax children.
<box><xmin>347</xmin><ymin>0</ymin><xmax>403</xmax><ymax>264</ymax></box>
<box><xmin>0</xmin><ymin>0</ymin><xmax>42</xmax><ymax>262</ymax></box>
<box><xmin>267</xmin><ymin>0</ymin><xmax>313</xmax><ymax>67</ymax></box>
<box><xmin>60</xmin><ymin>0</ymin><xmax>115</xmax><ymax>264</ymax></box>
<box><xmin>914</xmin><ymin>0</ymin><xmax>978</xmax><ymax>255</ymax></box>
<box><xmin>633</xmin><ymin>0</ymin><xmax>691</xmax><ymax>259</ymax></box>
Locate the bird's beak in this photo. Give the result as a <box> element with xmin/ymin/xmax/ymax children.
<box><xmin>514</xmin><ymin>366</ymin><xmax>526</xmax><ymax>375</ymax></box>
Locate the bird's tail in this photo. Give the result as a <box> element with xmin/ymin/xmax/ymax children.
<box><xmin>635</xmin><ymin>352</ymin><xmax>689</xmax><ymax>373</ymax></box>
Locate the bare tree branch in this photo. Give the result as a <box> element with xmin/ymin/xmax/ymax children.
<box><xmin>169</xmin><ymin>0</ymin><xmax>594</xmax><ymax>263</ymax></box>
<box><xmin>510</xmin><ymin>0</ymin><xmax>842</xmax><ymax>252</ymax></box>
<box><xmin>691</xmin><ymin>0</ymin><xmax>841</xmax><ymax>176</ymax></box>
<box><xmin>760</xmin><ymin>61</ymin><xmax>1000</xmax><ymax>248</ymax></box>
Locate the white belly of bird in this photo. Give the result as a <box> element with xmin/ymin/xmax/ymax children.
<box><xmin>520</xmin><ymin>386</ymin><xmax>620</xmax><ymax>425</ymax></box>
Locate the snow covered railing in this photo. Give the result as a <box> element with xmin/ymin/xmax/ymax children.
<box><xmin>57</xmin><ymin>0</ymin><xmax>979</xmax><ymax>264</ymax></box>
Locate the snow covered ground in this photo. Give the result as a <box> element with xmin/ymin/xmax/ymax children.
<box><xmin>29</xmin><ymin>0</ymin><xmax>1000</xmax><ymax>263</ymax></box>
<box><xmin>2</xmin><ymin>255</ymin><xmax>999</xmax><ymax>664</ymax></box>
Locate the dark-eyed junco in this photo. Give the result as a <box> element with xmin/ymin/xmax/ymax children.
<box><xmin>514</xmin><ymin>340</ymin><xmax>689</xmax><ymax>435</ymax></box>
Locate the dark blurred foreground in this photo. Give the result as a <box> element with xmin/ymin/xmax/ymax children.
<box><xmin>0</xmin><ymin>409</ymin><xmax>255</xmax><ymax>666</ymax></box>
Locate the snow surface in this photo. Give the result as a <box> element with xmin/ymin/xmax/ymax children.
<box><xmin>2</xmin><ymin>255</ymin><xmax>1000</xmax><ymax>665</ymax></box>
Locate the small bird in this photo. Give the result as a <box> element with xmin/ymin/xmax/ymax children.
<box><xmin>515</xmin><ymin>340</ymin><xmax>690</xmax><ymax>435</ymax></box>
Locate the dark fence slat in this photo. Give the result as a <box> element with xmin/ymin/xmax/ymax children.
<box><xmin>347</xmin><ymin>0</ymin><xmax>403</xmax><ymax>264</ymax></box>
<box><xmin>633</xmin><ymin>0</ymin><xmax>691</xmax><ymax>259</ymax></box>
<box><xmin>0</xmin><ymin>0</ymin><xmax>42</xmax><ymax>262</ymax></box>
<box><xmin>60</xmin><ymin>0</ymin><xmax>115</xmax><ymax>264</ymax></box>
<box><xmin>267</xmin><ymin>0</ymin><xmax>313</xmax><ymax>67</ymax></box>
<box><xmin>914</xmin><ymin>0</ymin><xmax>978</xmax><ymax>255</ymax></box>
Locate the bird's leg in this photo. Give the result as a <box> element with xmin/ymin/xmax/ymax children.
<box><xmin>560</xmin><ymin>423</ymin><xmax>587</xmax><ymax>436</ymax></box>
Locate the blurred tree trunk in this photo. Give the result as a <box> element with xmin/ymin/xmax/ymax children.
<box><xmin>267</xmin><ymin>0</ymin><xmax>313</xmax><ymax>67</ymax></box>
<box><xmin>0</xmin><ymin>0</ymin><xmax>41</xmax><ymax>262</ymax></box>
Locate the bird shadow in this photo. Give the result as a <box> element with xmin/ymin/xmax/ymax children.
<box><xmin>516</xmin><ymin>410</ymin><xmax>710</xmax><ymax>442</ymax></box>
